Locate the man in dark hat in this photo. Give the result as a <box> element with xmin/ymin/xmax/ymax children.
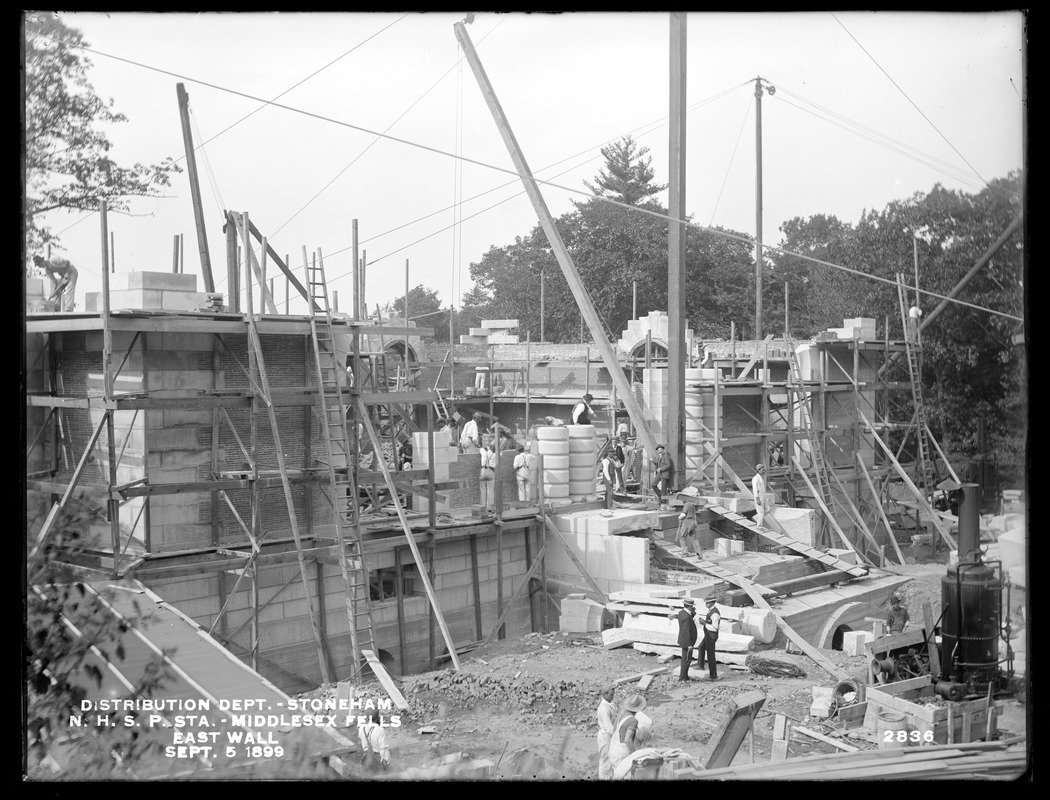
<box><xmin>572</xmin><ymin>393</ymin><xmax>595</xmax><ymax>425</ymax></box>
<box><xmin>653</xmin><ymin>444</ymin><xmax>674</xmax><ymax>506</ymax></box>
<box><xmin>669</xmin><ymin>598</ymin><xmax>698</xmax><ymax>681</ymax></box>
<box><xmin>886</xmin><ymin>594</ymin><xmax>910</xmax><ymax>634</ymax></box>
<box><xmin>697</xmin><ymin>596</ymin><xmax>720</xmax><ymax>680</ymax></box>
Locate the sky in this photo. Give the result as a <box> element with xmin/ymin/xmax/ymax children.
<box><xmin>25</xmin><ymin>11</ymin><xmax>1026</xmax><ymax>324</ymax></box>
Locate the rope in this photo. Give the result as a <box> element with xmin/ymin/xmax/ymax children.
<box><xmin>745</xmin><ymin>654</ymin><xmax>807</xmax><ymax>678</ymax></box>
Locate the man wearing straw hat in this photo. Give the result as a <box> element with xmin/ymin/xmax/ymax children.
<box><xmin>608</xmin><ymin>693</ymin><xmax>647</xmax><ymax>777</ymax></box>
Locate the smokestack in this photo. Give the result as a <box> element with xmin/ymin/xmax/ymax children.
<box><xmin>958</xmin><ymin>482</ymin><xmax>981</xmax><ymax>561</ymax></box>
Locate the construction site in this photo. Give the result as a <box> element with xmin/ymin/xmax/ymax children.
<box><xmin>24</xmin><ymin>13</ymin><xmax>1027</xmax><ymax>783</ymax></box>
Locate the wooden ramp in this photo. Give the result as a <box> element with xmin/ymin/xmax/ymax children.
<box><xmin>652</xmin><ymin>540</ymin><xmax>777</xmax><ymax>597</ymax></box>
<box><xmin>707</xmin><ymin>503</ymin><xmax>869</xmax><ymax>578</ymax></box>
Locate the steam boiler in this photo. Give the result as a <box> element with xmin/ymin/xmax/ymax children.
<box><xmin>937</xmin><ymin>483</ymin><xmax>1015</xmax><ymax>698</ymax></box>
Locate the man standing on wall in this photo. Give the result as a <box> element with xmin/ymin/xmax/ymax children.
<box><xmin>572</xmin><ymin>393</ymin><xmax>595</xmax><ymax>425</ymax></box>
<box><xmin>33</xmin><ymin>254</ymin><xmax>78</xmax><ymax>312</ymax></box>
<box><xmin>460</xmin><ymin>412</ymin><xmax>482</xmax><ymax>453</ymax></box>
<box><xmin>513</xmin><ymin>444</ymin><xmax>531</xmax><ymax>503</ymax></box>
<box><xmin>478</xmin><ymin>435</ymin><xmax>497</xmax><ymax>514</ymax></box>
<box><xmin>600</xmin><ymin>450</ymin><xmax>616</xmax><ymax>509</ymax></box>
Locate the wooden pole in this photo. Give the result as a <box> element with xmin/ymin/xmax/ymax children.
<box><xmin>226</xmin><ymin>215</ymin><xmax>238</xmax><ymax>312</ymax></box>
<box><xmin>754</xmin><ymin>77</ymin><xmax>765</xmax><ymax>339</ymax></box>
<box><xmin>455</xmin><ymin>21</ymin><xmax>660</xmax><ymax>457</ymax></box>
<box><xmin>352</xmin><ymin>219</ymin><xmax>359</xmax><ymax>318</ymax></box>
<box><xmin>358</xmin><ymin>398</ymin><xmax>462</xmax><ymax>669</ymax></box>
<box><xmin>395</xmin><ymin>546</ymin><xmax>407</xmax><ymax>674</ymax></box>
<box><xmin>525</xmin><ymin>331</ymin><xmax>531</xmax><ymax>434</ymax></box>
<box><xmin>540</xmin><ymin>269</ymin><xmax>545</xmax><ymax>342</ymax></box>
<box><xmin>285</xmin><ymin>254</ymin><xmax>290</xmax><ymax>314</ymax></box>
<box><xmin>173</xmin><ymin>235</ymin><xmax>179</xmax><ymax>273</ymax></box>
<box><xmin>110</xmin><ymin>231</ymin><xmax>116</xmax><ymax>273</ymax></box>
<box><xmin>175</xmin><ymin>83</ymin><xmax>215</xmax><ymax>292</ymax></box>
<box><xmin>179</xmin><ymin>233</ymin><xmax>184</xmax><ymax>274</ymax></box>
<box><xmin>100</xmin><ymin>201</ymin><xmax>121</xmax><ymax>571</ymax></box>
<box><xmin>668</xmin><ymin>12</ymin><xmax>688</xmax><ymax>497</ymax></box>
<box><xmin>470</xmin><ymin>534</ymin><xmax>483</xmax><ymax>639</ymax></box>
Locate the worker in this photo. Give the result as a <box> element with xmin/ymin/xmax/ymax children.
<box><xmin>616</xmin><ymin>418</ymin><xmax>630</xmax><ymax>439</ymax></box>
<box><xmin>751</xmin><ymin>463</ymin><xmax>770</xmax><ymax>527</ymax></box>
<box><xmin>612</xmin><ymin>434</ymin><xmax>627</xmax><ymax>492</ymax></box>
<box><xmin>460</xmin><ymin>412</ymin><xmax>482</xmax><ymax>453</ymax></box>
<box><xmin>600</xmin><ymin>450</ymin><xmax>615</xmax><ymax>508</ymax></box>
<box><xmin>697</xmin><ymin>596</ymin><xmax>720</xmax><ymax>681</ymax></box>
<box><xmin>669</xmin><ymin>598</ymin><xmax>698</xmax><ymax>681</ymax></box>
<box><xmin>34</xmin><ymin>254</ymin><xmax>78</xmax><ymax>312</ymax></box>
<box><xmin>513</xmin><ymin>444</ymin><xmax>531</xmax><ymax>503</ymax></box>
<box><xmin>478</xmin><ymin>435</ymin><xmax>497</xmax><ymax>514</ymax></box>
<box><xmin>571</xmin><ymin>393</ymin><xmax>595</xmax><ymax>425</ymax></box>
<box><xmin>595</xmin><ymin>687</ymin><xmax>616</xmax><ymax>780</ymax></box>
<box><xmin>652</xmin><ymin>445</ymin><xmax>674</xmax><ymax>507</ymax></box>
<box><xmin>676</xmin><ymin>502</ymin><xmax>699</xmax><ymax>555</ymax></box>
<box><xmin>908</xmin><ymin>304</ymin><xmax>923</xmax><ymax>342</ymax></box>
<box><xmin>607</xmin><ymin>693</ymin><xmax>647</xmax><ymax>777</ymax></box>
<box><xmin>358</xmin><ymin>710</ymin><xmax>390</xmax><ymax>773</ymax></box>
<box><xmin>887</xmin><ymin>594</ymin><xmax>910</xmax><ymax>633</ymax></box>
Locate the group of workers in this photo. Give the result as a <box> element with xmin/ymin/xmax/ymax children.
<box><xmin>595</xmin><ymin>688</ymin><xmax>653</xmax><ymax>780</ymax></box>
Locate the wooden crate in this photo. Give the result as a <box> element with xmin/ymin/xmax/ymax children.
<box><xmin>861</xmin><ymin>678</ymin><xmax>995</xmax><ymax>745</ymax></box>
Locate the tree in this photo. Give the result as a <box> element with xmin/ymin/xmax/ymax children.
<box><xmin>25</xmin><ymin>498</ymin><xmax>173</xmax><ymax>779</ymax></box>
<box><xmin>583</xmin><ymin>135</ymin><xmax>666</xmax><ymax>207</ymax></box>
<box><xmin>385</xmin><ymin>284</ymin><xmax>451</xmax><ymax>341</ymax></box>
<box><xmin>23</xmin><ymin>12</ymin><xmax>181</xmax><ymax>257</ymax></box>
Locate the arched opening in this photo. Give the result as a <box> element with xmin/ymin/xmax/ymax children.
<box><xmin>831</xmin><ymin>624</ymin><xmax>852</xmax><ymax>652</ymax></box>
<box><xmin>382</xmin><ymin>341</ymin><xmax>419</xmax><ymax>390</ymax></box>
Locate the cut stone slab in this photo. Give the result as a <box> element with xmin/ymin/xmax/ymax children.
<box><xmin>764</xmin><ymin>506</ymin><xmax>820</xmax><ymax>547</ymax></box>
<box><xmin>551</xmin><ymin>508</ymin><xmax>658</xmax><ymax>535</ymax></box>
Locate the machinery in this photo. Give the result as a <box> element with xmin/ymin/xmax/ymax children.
<box><xmin>937</xmin><ymin>482</ymin><xmax>1016</xmax><ymax>699</ymax></box>
<box><xmin>869</xmin><ymin>483</ymin><xmax>1018</xmax><ymax>700</ymax></box>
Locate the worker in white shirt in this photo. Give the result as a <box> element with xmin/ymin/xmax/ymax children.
<box><xmin>751</xmin><ymin>463</ymin><xmax>770</xmax><ymax>527</ymax></box>
<box><xmin>571</xmin><ymin>393</ymin><xmax>595</xmax><ymax>425</ymax></box>
<box><xmin>600</xmin><ymin>451</ymin><xmax>615</xmax><ymax>508</ymax></box>
<box><xmin>908</xmin><ymin>304</ymin><xmax>923</xmax><ymax>342</ymax></box>
<box><xmin>358</xmin><ymin>711</ymin><xmax>390</xmax><ymax>772</ymax></box>
<box><xmin>596</xmin><ymin>687</ymin><xmax>617</xmax><ymax>780</ymax></box>
<box><xmin>697</xmin><ymin>597</ymin><xmax>720</xmax><ymax>681</ymax></box>
<box><xmin>513</xmin><ymin>444</ymin><xmax>531</xmax><ymax>503</ymax></box>
<box><xmin>478</xmin><ymin>436</ymin><xmax>497</xmax><ymax>513</ymax></box>
<box><xmin>460</xmin><ymin>412</ymin><xmax>482</xmax><ymax>452</ymax></box>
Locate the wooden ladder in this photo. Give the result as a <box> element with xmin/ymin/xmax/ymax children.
<box><xmin>306</xmin><ymin>252</ymin><xmax>377</xmax><ymax>673</ymax></box>
<box><xmin>896</xmin><ymin>273</ymin><xmax>936</xmax><ymax>491</ymax></box>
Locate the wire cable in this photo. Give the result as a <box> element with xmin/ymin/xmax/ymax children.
<box><xmin>745</xmin><ymin>654</ymin><xmax>807</xmax><ymax>678</ymax></box>
<box><xmin>830</xmin><ymin>12</ymin><xmax>988</xmax><ymax>188</ymax></box>
<box><xmin>709</xmin><ymin>95</ymin><xmax>753</xmax><ymax>226</ymax></box>
<box><xmin>71</xmin><ymin>44</ymin><xmax>1020</xmax><ymax>323</ymax></box>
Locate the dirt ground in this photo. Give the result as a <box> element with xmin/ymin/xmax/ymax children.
<box><xmin>310</xmin><ymin>548</ymin><xmax>1029</xmax><ymax>780</ymax></box>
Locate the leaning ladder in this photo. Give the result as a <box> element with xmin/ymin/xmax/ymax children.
<box><xmin>306</xmin><ymin>251</ymin><xmax>377</xmax><ymax>674</ymax></box>
<box><xmin>896</xmin><ymin>273</ymin><xmax>936</xmax><ymax>492</ymax></box>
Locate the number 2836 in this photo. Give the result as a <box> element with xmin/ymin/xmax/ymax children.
<box><xmin>884</xmin><ymin>730</ymin><xmax>934</xmax><ymax>743</ymax></box>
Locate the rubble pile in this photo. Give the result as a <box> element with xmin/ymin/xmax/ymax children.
<box><xmin>406</xmin><ymin>669</ymin><xmax>591</xmax><ymax>722</ymax></box>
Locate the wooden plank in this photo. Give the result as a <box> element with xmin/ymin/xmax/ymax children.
<box><xmin>793</xmin><ymin>726</ymin><xmax>860</xmax><ymax>752</ymax></box>
<box><xmin>482</xmin><ymin>540</ymin><xmax>549</xmax><ymax>645</ymax></box>
<box><xmin>706</xmin><ymin>503</ymin><xmax>868</xmax><ymax>577</ymax></box>
<box><xmin>865</xmin><ymin>630</ymin><xmax>928</xmax><ymax>656</ymax></box>
<box><xmin>703</xmin><ymin>690</ymin><xmax>767</xmax><ymax>769</ymax></box>
<box><xmin>602</xmin><ymin>636</ymin><xmax>636</xmax><ymax>650</ymax></box>
<box><xmin>734</xmin><ymin>334</ymin><xmax>775</xmax><ymax>380</ymax></box>
<box><xmin>362</xmin><ymin>649</ymin><xmax>409</xmax><ymax>710</ymax></box>
<box><xmin>859</xmin><ymin>410</ymin><xmax>957</xmax><ymax>550</ymax></box>
<box><xmin>771</xmin><ymin>714</ymin><xmax>790</xmax><ymax>761</ymax></box>
<box><xmin>613</xmin><ymin>667</ymin><xmax>668</xmax><ymax>686</ymax></box>
<box><xmin>727</xmin><ymin>572</ymin><xmax>851</xmax><ymax>682</ymax></box>
<box><xmin>637</xmin><ymin>673</ymin><xmax>656</xmax><ymax>690</ymax></box>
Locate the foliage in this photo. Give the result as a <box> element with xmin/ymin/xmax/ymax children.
<box><xmin>582</xmin><ymin>135</ymin><xmax>666</xmax><ymax>207</ymax></box>
<box><xmin>385</xmin><ymin>284</ymin><xmax>450</xmax><ymax>342</ymax></box>
<box><xmin>25</xmin><ymin>497</ymin><xmax>173</xmax><ymax>779</ymax></box>
<box><xmin>23</xmin><ymin>12</ymin><xmax>181</xmax><ymax>257</ymax></box>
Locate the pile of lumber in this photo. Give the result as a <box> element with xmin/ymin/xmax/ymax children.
<box><xmin>682</xmin><ymin>736</ymin><xmax>1026</xmax><ymax>780</ymax></box>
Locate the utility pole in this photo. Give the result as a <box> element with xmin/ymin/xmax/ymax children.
<box><xmin>668</xmin><ymin>12</ymin><xmax>687</xmax><ymax>485</ymax></box>
<box><xmin>540</xmin><ymin>269</ymin><xmax>545</xmax><ymax>342</ymax></box>
<box><xmin>754</xmin><ymin>76</ymin><xmax>775</xmax><ymax>339</ymax></box>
